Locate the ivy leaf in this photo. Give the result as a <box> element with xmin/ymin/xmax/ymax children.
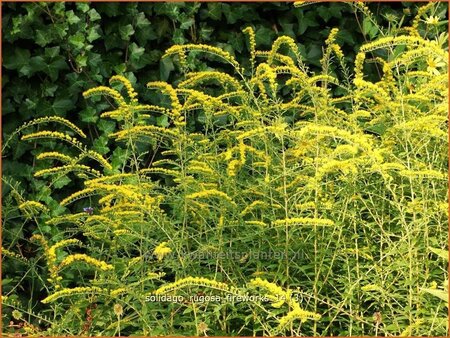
<box><xmin>156</xmin><ymin>115</ymin><xmax>169</xmax><ymax>127</ymax></box>
<box><xmin>92</xmin><ymin>135</ymin><xmax>109</xmax><ymax>155</ymax></box>
<box><xmin>66</xmin><ymin>10</ymin><xmax>81</xmax><ymax>25</ymax></box>
<box><xmin>87</xmin><ymin>26</ymin><xmax>101</xmax><ymax>43</ymax></box>
<box><xmin>80</xmin><ymin>107</ymin><xmax>99</xmax><ymax>123</ymax></box>
<box><xmin>135</xmin><ymin>12</ymin><xmax>151</xmax><ymax>29</ymax></box>
<box><xmin>180</xmin><ymin>16</ymin><xmax>195</xmax><ymax>30</ymax></box>
<box><xmin>53</xmin><ymin>175</ymin><xmax>72</xmax><ymax>189</ymax></box>
<box><xmin>88</xmin><ymin>8</ymin><xmax>101</xmax><ymax>21</ymax></box>
<box><xmin>129</xmin><ymin>43</ymin><xmax>145</xmax><ymax>66</ymax></box>
<box><xmin>36</xmin><ymin>29</ymin><xmax>54</xmax><ymax>47</ymax></box>
<box><xmin>363</xmin><ymin>17</ymin><xmax>378</xmax><ymax>39</ymax></box>
<box><xmin>68</xmin><ymin>32</ymin><xmax>86</xmax><ymax>49</ymax></box>
<box><xmin>3</xmin><ymin>48</ymin><xmax>30</xmax><ymax>75</ymax></box>
<box><xmin>119</xmin><ymin>24</ymin><xmax>135</xmax><ymax>40</ymax></box>
<box><xmin>160</xmin><ymin>57</ymin><xmax>174</xmax><ymax>82</ymax></box>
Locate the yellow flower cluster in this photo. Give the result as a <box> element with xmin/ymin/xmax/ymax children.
<box><xmin>78</xmin><ymin>150</ymin><xmax>112</xmax><ymax>171</ymax></box>
<box><xmin>60</xmin><ymin>187</ymin><xmax>96</xmax><ymax>207</ymax></box>
<box><xmin>163</xmin><ymin>44</ymin><xmax>241</xmax><ymax>70</ymax></box>
<box><xmin>19</xmin><ymin>116</ymin><xmax>86</xmax><ymax>138</ymax></box>
<box><xmin>42</xmin><ymin>286</ymin><xmax>106</xmax><ymax>304</ymax></box>
<box><xmin>186</xmin><ymin>189</ymin><xmax>236</xmax><ymax>206</ymax></box>
<box><xmin>59</xmin><ymin>253</ymin><xmax>113</xmax><ymax>271</ymax></box>
<box><xmin>399</xmin><ymin>169</ymin><xmax>447</xmax><ymax>180</ymax></box>
<box><xmin>37</xmin><ymin>151</ymin><xmax>72</xmax><ymax>163</ymax></box>
<box><xmin>242</xmin><ymin>26</ymin><xmax>256</xmax><ymax>69</ymax></box>
<box><xmin>2</xmin><ymin>248</ymin><xmax>28</xmax><ymax>262</ymax></box>
<box><xmin>153</xmin><ymin>276</ymin><xmax>234</xmax><ymax>295</ymax></box>
<box><xmin>18</xmin><ymin>200</ymin><xmax>49</xmax><ymax>214</ymax></box>
<box><xmin>412</xmin><ymin>2</ymin><xmax>435</xmax><ymax>30</ymax></box>
<box><xmin>110</xmin><ymin>75</ymin><xmax>138</xmax><ymax>103</ymax></box>
<box><xmin>153</xmin><ymin>242</ymin><xmax>172</xmax><ymax>261</ymax></box>
<box><xmin>240</xmin><ymin>200</ymin><xmax>266</xmax><ymax>216</ymax></box>
<box><xmin>272</xmin><ymin>217</ymin><xmax>334</xmax><ymax>227</ymax></box>
<box><xmin>83</xmin><ymin>86</ymin><xmax>126</xmax><ymax>106</ymax></box>
<box><xmin>34</xmin><ymin>164</ymin><xmax>101</xmax><ymax>178</ymax></box>
<box><xmin>110</xmin><ymin>125</ymin><xmax>179</xmax><ymax>141</ymax></box>
<box><xmin>278</xmin><ymin>308</ymin><xmax>322</xmax><ymax>328</ymax></box>
<box><xmin>146</xmin><ymin>81</ymin><xmax>184</xmax><ymax>123</ymax></box>
<box><xmin>268</xmin><ymin>36</ymin><xmax>301</xmax><ymax>66</ymax></box>
<box><xmin>179</xmin><ymin>71</ymin><xmax>242</xmax><ymax>91</ymax></box>
<box><xmin>245</xmin><ymin>220</ymin><xmax>267</xmax><ymax>227</ymax></box>
<box><xmin>110</xmin><ymin>288</ymin><xmax>127</xmax><ymax>296</ymax></box>
<box><xmin>21</xmin><ymin>131</ymin><xmax>84</xmax><ymax>150</ymax></box>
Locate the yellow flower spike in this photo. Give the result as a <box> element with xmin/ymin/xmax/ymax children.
<box><xmin>83</xmin><ymin>86</ymin><xmax>126</xmax><ymax>106</ymax></box>
<box><xmin>278</xmin><ymin>308</ymin><xmax>321</xmax><ymax>328</ymax></box>
<box><xmin>58</xmin><ymin>253</ymin><xmax>113</xmax><ymax>271</ymax></box>
<box><xmin>110</xmin><ymin>75</ymin><xmax>138</xmax><ymax>103</ymax></box>
<box><xmin>268</xmin><ymin>36</ymin><xmax>302</xmax><ymax>66</ymax></box>
<box><xmin>146</xmin><ymin>81</ymin><xmax>183</xmax><ymax>121</ymax></box>
<box><xmin>272</xmin><ymin>217</ymin><xmax>334</xmax><ymax>227</ymax></box>
<box><xmin>34</xmin><ymin>164</ymin><xmax>101</xmax><ymax>178</ymax></box>
<box><xmin>36</xmin><ymin>151</ymin><xmax>73</xmax><ymax>163</ymax></box>
<box><xmin>60</xmin><ymin>188</ymin><xmax>97</xmax><ymax>207</ymax></box>
<box><xmin>186</xmin><ymin>189</ymin><xmax>236</xmax><ymax>206</ymax></box>
<box><xmin>179</xmin><ymin>71</ymin><xmax>242</xmax><ymax>91</ymax></box>
<box><xmin>42</xmin><ymin>286</ymin><xmax>106</xmax><ymax>304</ymax></box>
<box><xmin>75</xmin><ymin>150</ymin><xmax>112</xmax><ymax>171</ymax></box>
<box><xmin>242</xmin><ymin>27</ymin><xmax>256</xmax><ymax>70</ymax></box>
<box><xmin>240</xmin><ymin>201</ymin><xmax>266</xmax><ymax>216</ymax></box>
<box><xmin>19</xmin><ymin>201</ymin><xmax>49</xmax><ymax>214</ymax></box>
<box><xmin>110</xmin><ymin>125</ymin><xmax>179</xmax><ymax>141</ymax></box>
<box><xmin>163</xmin><ymin>44</ymin><xmax>241</xmax><ymax>70</ymax></box>
<box><xmin>153</xmin><ymin>276</ymin><xmax>231</xmax><ymax>295</ymax></box>
<box><xmin>153</xmin><ymin>242</ymin><xmax>172</xmax><ymax>261</ymax></box>
<box><xmin>21</xmin><ymin>131</ymin><xmax>85</xmax><ymax>150</ymax></box>
<box><xmin>19</xmin><ymin>116</ymin><xmax>87</xmax><ymax>138</ymax></box>
<box><xmin>412</xmin><ymin>2</ymin><xmax>435</xmax><ymax>29</ymax></box>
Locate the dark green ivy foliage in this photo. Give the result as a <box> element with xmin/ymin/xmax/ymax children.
<box><xmin>2</xmin><ymin>2</ymin><xmax>432</xmax><ymax>334</ymax></box>
<box><xmin>2</xmin><ymin>1</ymin><xmax>419</xmax><ymax>197</ymax></box>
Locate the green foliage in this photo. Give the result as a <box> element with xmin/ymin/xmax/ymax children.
<box><xmin>2</xmin><ymin>2</ymin><xmax>449</xmax><ymax>336</ymax></box>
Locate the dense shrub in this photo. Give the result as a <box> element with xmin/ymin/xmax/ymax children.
<box><xmin>2</xmin><ymin>2</ymin><xmax>448</xmax><ymax>336</ymax></box>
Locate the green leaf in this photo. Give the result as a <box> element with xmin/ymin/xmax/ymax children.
<box><xmin>88</xmin><ymin>8</ymin><xmax>101</xmax><ymax>21</ymax></box>
<box><xmin>429</xmin><ymin>247</ymin><xmax>449</xmax><ymax>261</ymax></box>
<box><xmin>52</xmin><ymin>98</ymin><xmax>73</xmax><ymax>115</ymax></box>
<box><xmin>129</xmin><ymin>43</ymin><xmax>145</xmax><ymax>65</ymax></box>
<box><xmin>119</xmin><ymin>24</ymin><xmax>135</xmax><ymax>41</ymax></box>
<box><xmin>135</xmin><ymin>12</ymin><xmax>151</xmax><ymax>29</ymax></box>
<box><xmin>160</xmin><ymin>57</ymin><xmax>174</xmax><ymax>82</ymax></box>
<box><xmin>3</xmin><ymin>48</ymin><xmax>30</xmax><ymax>74</ymax></box>
<box><xmin>36</xmin><ymin>29</ymin><xmax>54</xmax><ymax>47</ymax></box>
<box><xmin>180</xmin><ymin>16</ymin><xmax>195</xmax><ymax>30</ymax></box>
<box><xmin>156</xmin><ymin>115</ymin><xmax>169</xmax><ymax>127</ymax></box>
<box><xmin>111</xmin><ymin>147</ymin><xmax>128</xmax><ymax>170</ymax></box>
<box><xmin>80</xmin><ymin>107</ymin><xmax>99</xmax><ymax>123</ymax></box>
<box><xmin>66</xmin><ymin>10</ymin><xmax>81</xmax><ymax>25</ymax></box>
<box><xmin>363</xmin><ymin>17</ymin><xmax>377</xmax><ymax>39</ymax></box>
<box><xmin>45</xmin><ymin>47</ymin><xmax>61</xmax><ymax>58</ymax></box>
<box><xmin>76</xmin><ymin>2</ymin><xmax>89</xmax><ymax>13</ymax></box>
<box><xmin>48</xmin><ymin>57</ymin><xmax>68</xmax><ymax>81</ymax></box>
<box><xmin>422</xmin><ymin>288</ymin><xmax>448</xmax><ymax>304</ymax></box>
<box><xmin>92</xmin><ymin>135</ymin><xmax>109</xmax><ymax>155</ymax></box>
<box><xmin>87</xmin><ymin>26</ymin><xmax>101</xmax><ymax>43</ymax></box>
<box><xmin>53</xmin><ymin>175</ymin><xmax>71</xmax><ymax>189</ymax></box>
<box><xmin>68</xmin><ymin>32</ymin><xmax>86</xmax><ymax>49</ymax></box>
<box><xmin>98</xmin><ymin>120</ymin><xmax>116</xmax><ymax>134</ymax></box>
<box><xmin>255</xmin><ymin>26</ymin><xmax>276</xmax><ymax>47</ymax></box>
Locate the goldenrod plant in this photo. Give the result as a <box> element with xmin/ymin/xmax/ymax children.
<box><xmin>2</xmin><ymin>2</ymin><xmax>448</xmax><ymax>336</ymax></box>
